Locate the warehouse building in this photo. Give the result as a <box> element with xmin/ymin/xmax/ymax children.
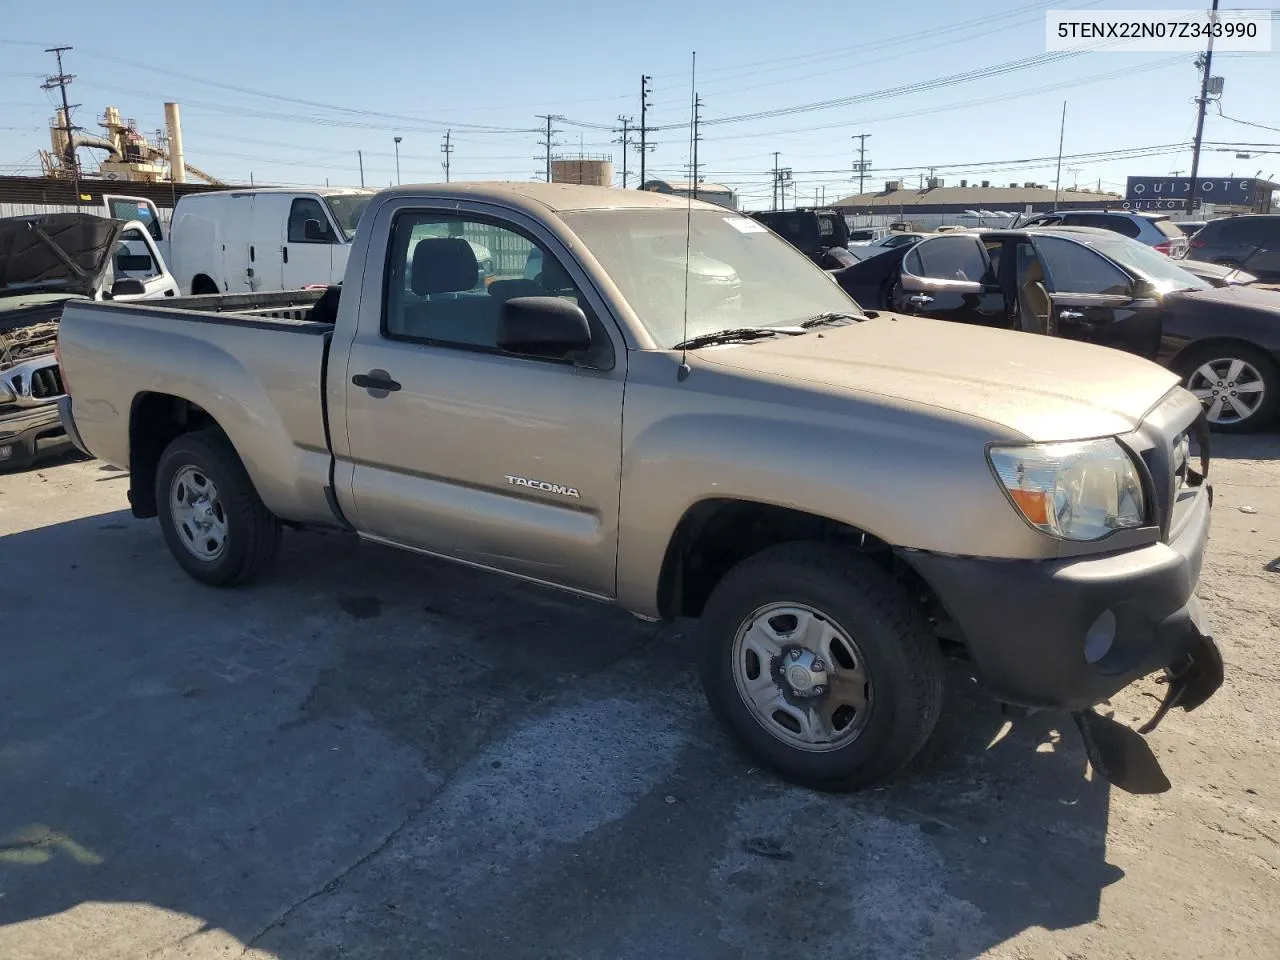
<box><xmin>832</xmin><ymin>178</ymin><xmax>1123</xmax><ymax>228</ymax></box>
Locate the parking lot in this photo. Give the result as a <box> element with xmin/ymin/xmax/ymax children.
<box><xmin>1</xmin><ymin>435</ymin><xmax>1277</xmax><ymax>960</ymax></box>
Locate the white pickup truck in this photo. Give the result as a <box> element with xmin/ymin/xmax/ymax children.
<box><xmin>55</xmin><ymin>183</ymin><xmax>1224</xmax><ymax>793</ymax></box>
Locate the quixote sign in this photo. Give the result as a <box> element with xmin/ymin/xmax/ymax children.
<box><xmin>1123</xmin><ymin>176</ymin><xmax>1258</xmax><ymax>211</ymax></box>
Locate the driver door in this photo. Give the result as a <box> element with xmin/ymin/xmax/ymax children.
<box><xmin>890</xmin><ymin>234</ymin><xmax>1005</xmax><ymax>327</ymax></box>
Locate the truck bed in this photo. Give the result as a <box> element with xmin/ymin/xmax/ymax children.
<box><xmin>56</xmin><ymin>293</ymin><xmax>341</xmax><ymax>527</ymax></box>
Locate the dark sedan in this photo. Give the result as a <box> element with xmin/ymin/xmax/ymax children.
<box><xmin>833</xmin><ymin>226</ymin><xmax>1280</xmax><ymax>431</ymax></box>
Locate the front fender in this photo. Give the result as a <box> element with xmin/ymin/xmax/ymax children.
<box><xmin>614</xmin><ymin>359</ymin><xmax>1049</xmax><ymax>616</ymax></box>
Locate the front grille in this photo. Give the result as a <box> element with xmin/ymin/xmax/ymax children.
<box><xmin>30</xmin><ymin>365</ymin><xmax>64</xmax><ymax>399</ymax></box>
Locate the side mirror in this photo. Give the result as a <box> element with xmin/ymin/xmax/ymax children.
<box><xmin>497</xmin><ymin>296</ymin><xmax>592</xmax><ymax>361</ymax></box>
<box><xmin>303</xmin><ymin>218</ymin><xmax>328</xmax><ymax>242</ymax></box>
<box><xmin>109</xmin><ymin>278</ymin><xmax>147</xmax><ymax>297</ymax></box>
<box><xmin>1130</xmin><ymin>277</ymin><xmax>1159</xmax><ymax>300</ymax></box>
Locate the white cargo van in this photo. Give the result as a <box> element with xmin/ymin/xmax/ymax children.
<box><xmin>167</xmin><ymin>187</ymin><xmax>373</xmax><ymax>295</ymax></box>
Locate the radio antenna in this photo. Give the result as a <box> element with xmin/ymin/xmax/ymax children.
<box><xmin>678</xmin><ymin>50</ymin><xmax>696</xmax><ymax>382</ymax></box>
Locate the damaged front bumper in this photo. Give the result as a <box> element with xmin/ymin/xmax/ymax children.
<box><xmin>906</xmin><ymin>474</ymin><xmax>1225</xmax><ymax>794</ymax></box>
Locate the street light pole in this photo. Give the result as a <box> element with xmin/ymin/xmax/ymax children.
<box><xmin>394</xmin><ymin>136</ymin><xmax>403</xmax><ymax>185</ymax></box>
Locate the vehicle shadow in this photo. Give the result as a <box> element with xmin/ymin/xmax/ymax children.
<box><xmin>0</xmin><ymin>511</ymin><xmax>1122</xmax><ymax>959</ymax></box>
<box><xmin>1207</xmin><ymin>425</ymin><xmax>1280</xmax><ymax>462</ymax></box>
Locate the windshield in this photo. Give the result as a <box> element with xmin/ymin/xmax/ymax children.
<box><xmin>1075</xmin><ymin>233</ymin><xmax>1211</xmax><ymax>293</ymax></box>
<box><xmin>324</xmin><ymin>193</ymin><xmax>373</xmax><ymax>240</ymax></box>
<box><xmin>561</xmin><ymin>209</ymin><xmax>860</xmax><ymax>348</ymax></box>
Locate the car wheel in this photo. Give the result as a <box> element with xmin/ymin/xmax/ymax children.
<box><xmin>1179</xmin><ymin>343</ymin><xmax>1280</xmax><ymax>433</ymax></box>
<box><xmin>697</xmin><ymin>542</ymin><xmax>944</xmax><ymax>791</ymax></box>
<box><xmin>155</xmin><ymin>428</ymin><xmax>282</xmax><ymax>586</ymax></box>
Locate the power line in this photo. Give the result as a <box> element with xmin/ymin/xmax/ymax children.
<box><xmin>40</xmin><ymin>45</ymin><xmax>80</xmax><ymax>206</ymax></box>
<box><xmin>535</xmin><ymin>114</ymin><xmax>563</xmax><ymax>182</ymax></box>
<box><xmin>852</xmin><ymin>133</ymin><xmax>871</xmax><ymax>196</ymax></box>
<box><xmin>613</xmin><ymin>116</ymin><xmax>633</xmax><ymax>188</ymax></box>
<box><xmin>1186</xmin><ymin>0</ymin><xmax>1221</xmax><ymax>215</ymax></box>
<box><xmin>638</xmin><ymin>75</ymin><xmax>656</xmax><ymax>188</ymax></box>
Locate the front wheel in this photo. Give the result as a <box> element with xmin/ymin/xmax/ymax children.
<box><xmin>155</xmin><ymin>428</ymin><xmax>282</xmax><ymax>586</ymax></box>
<box><xmin>697</xmin><ymin>542</ymin><xmax>944</xmax><ymax>791</ymax></box>
<box><xmin>1179</xmin><ymin>343</ymin><xmax>1279</xmax><ymax>433</ymax></box>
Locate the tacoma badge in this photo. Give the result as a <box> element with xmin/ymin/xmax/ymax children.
<box><xmin>504</xmin><ymin>474</ymin><xmax>581</xmax><ymax>498</ymax></box>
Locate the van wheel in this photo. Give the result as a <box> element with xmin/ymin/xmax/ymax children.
<box><xmin>191</xmin><ymin>275</ymin><xmax>218</xmax><ymax>295</ymax></box>
<box><xmin>697</xmin><ymin>542</ymin><xmax>944</xmax><ymax>791</ymax></box>
<box><xmin>1179</xmin><ymin>342</ymin><xmax>1279</xmax><ymax>433</ymax></box>
<box><xmin>155</xmin><ymin>428</ymin><xmax>282</xmax><ymax>586</ymax></box>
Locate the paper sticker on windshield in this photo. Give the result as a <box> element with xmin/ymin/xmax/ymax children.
<box><xmin>724</xmin><ymin>216</ymin><xmax>767</xmax><ymax>234</ymax></box>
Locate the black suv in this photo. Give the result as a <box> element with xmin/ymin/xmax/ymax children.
<box><xmin>750</xmin><ymin>209</ymin><xmax>856</xmax><ymax>269</ymax></box>
<box><xmin>1183</xmin><ymin>215</ymin><xmax>1280</xmax><ymax>282</ymax></box>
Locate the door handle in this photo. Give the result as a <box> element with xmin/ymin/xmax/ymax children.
<box><xmin>1059</xmin><ymin>309</ymin><xmax>1085</xmax><ymax>320</ymax></box>
<box><xmin>908</xmin><ymin>293</ymin><xmax>934</xmax><ymax>306</ymax></box>
<box><xmin>351</xmin><ymin>370</ymin><xmax>402</xmax><ymax>394</ymax></box>
<box><xmin>250</xmin><ymin>245</ymin><xmax>255</xmax><ymax>262</ymax></box>
<box><xmin>283</xmin><ymin>245</ymin><xmax>289</xmax><ymax>263</ymax></box>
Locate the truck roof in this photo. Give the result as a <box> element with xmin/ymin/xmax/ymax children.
<box><xmin>372</xmin><ymin>181</ymin><xmax>730</xmax><ymax>215</ymax></box>
<box><xmin>180</xmin><ymin>186</ymin><xmax>373</xmax><ymax>199</ymax></box>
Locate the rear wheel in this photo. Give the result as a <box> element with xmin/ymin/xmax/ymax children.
<box><xmin>191</xmin><ymin>275</ymin><xmax>218</xmax><ymax>295</ymax></box>
<box><xmin>1179</xmin><ymin>343</ymin><xmax>1279</xmax><ymax>433</ymax></box>
<box><xmin>697</xmin><ymin>542</ymin><xmax>944</xmax><ymax>791</ymax></box>
<box><xmin>155</xmin><ymin>428</ymin><xmax>282</xmax><ymax>586</ymax></box>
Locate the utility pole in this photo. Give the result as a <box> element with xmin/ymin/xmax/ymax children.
<box><xmin>1186</xmin><ymin>0</ymin><xmax>1221</xmax><ymax>216</ymax></box>
<box><xmin>357</xmin><ymin>150</ymin><xmax>365</xmax><ymax>187</ymax></box>
<box><xmin>772</xmin><ymin>152</ymin><xmax>781</xmax><ymax>210</ymax></box>
<box><xmin>614</xmin><ymin>116</ymin><xmax>633</xmax><ymax>187</ymax></box>
<box><xmin>393</xmin><ymin>136</ymin><xmax>402</xmax><ymax>184</ymax></box>
<box><xmin>1052</xmin><ymin>101</ymin><xmax>1067</xmax><ymax>207</ymax></box>
<box><xmin>42</xmin><ymin>46</ymin><xmax>81</xmax><ymax>207</ymax></box>
<box><xmin>441</xmin><ymin>130</ymin><xmax>453</xmax><ymax>182</ymax></box>
<box><xmin>852</xmin><ymin>133</ymin><xmax>871</xmax><ymax>196</ymax></box>
<box><xmin>637</xmin><ymin>75</ymin><xmax>654</xmax><ymax>189</ymax></box>
<box><xmin>535</xmin><ymin>114</ymin><xmax>563</xmax><ymax>182</ymax></box>
<box><xmin>691</xmin><ymin>95</ymin><xmax>703</xmax><ymax>199</ymax></box>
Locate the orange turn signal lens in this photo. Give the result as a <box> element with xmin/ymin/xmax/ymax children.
<box><xmin>1009</xmin><ymin>487</ymin><xmax>1049</xmax><ymax>525</ymax></box>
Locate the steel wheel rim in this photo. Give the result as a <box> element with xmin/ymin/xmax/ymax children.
<box><xmin>731</xmin><ymin>601</ymin><xmax>873</xmax><ymax>754</ymax></box>
<box><xmin>1186</xmin><ymin>357</ymin><xmax>1266</xmax><ymax>425</ymax></box>
<box><xmin>169</xmin><ymin>465</ymin><xmax>228</xmax><ymax>562</ymax></box>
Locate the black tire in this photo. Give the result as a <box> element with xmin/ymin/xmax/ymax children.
<box><xmin>191</xmin><ymin>275</ymin><xmax>218</xmax><ymax>295</ymax></box>
<box><xmin>155</xmin><ymin>428</ymin><xmax>282</xmax><ymax>586</ymax></box>
<box><xmin>698</xmin><ymin>542</ymin><xmax>944</xmax><ymax>792</ymax></box>
<box><xmin>1177</xmin><ymin>342</ymin><xmax>1280</xmax><ymax>434</ymax></box>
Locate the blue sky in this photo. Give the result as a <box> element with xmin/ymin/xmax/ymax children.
<box><xmin>2</xmin><ymin>0</ymin><xmax>1277</xmax><ymax>207</ymax></box>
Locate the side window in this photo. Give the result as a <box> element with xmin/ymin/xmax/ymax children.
<box><xmin>288</xmin><ymin>198</ymin><xmax>334</xmax><ymax>243</ymax></box>
<box><xmin>108</xmin><ymin>199</ymin><xmax>163</xmax><ymax>241</ymax></box>
<box><xmin>1033</xmin><ymin>236</ymin><xmax>1131</xmax><ymax>295</ymax></box>
<box><xmin>904</xmin><ymin>235</ymin><xmax>988</xmax><ymax>281</ymax></box>
<box><xmin>383</xmin><ymin>212</ymin><xmax>595</xmax><ymax>354</ymax></box>
<box><xmin>1223</xmin><ymin>218</ymin><xmax>1274</xmax><ymax>244</ymax></box>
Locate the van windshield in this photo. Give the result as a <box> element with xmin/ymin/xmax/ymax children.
<box><xmin>325</xmin><ymin>194</ymin><xmax>373</xmax><ymax>240</ymax></box>
<box><xmin>562</xmin><ymin>208</ymin><xmax>860</xmax><ymax>349</ymax></box>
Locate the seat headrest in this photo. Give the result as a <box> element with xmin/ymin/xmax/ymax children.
<box><xmin>488</xmin><ymin>278</ymin><xmax>541</xmax><ymax>302</ymax></box>
<box><xmin>1023</xmin><ymin>257</ymin><xmax>1044</xmax><ymax>284</ymax></box>
<box><xmin>538</xmin><ymin>256</ymin><xmax>574</xmax><ymax>292</ymax></box>
<box><xmin>411</xmin><ymin>237</ymin><xmax>479</xmax><ymax>295</ymax></box>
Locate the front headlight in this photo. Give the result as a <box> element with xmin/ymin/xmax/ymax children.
<box><xmin>988</xmin><ymin>439</ymin><xmax>1146</xmax><ymax>541</ymax></box>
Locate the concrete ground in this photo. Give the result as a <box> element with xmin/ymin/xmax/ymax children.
<box><xmin>0</xmin><ymin>435</ymin><xmax>1276</xmax><ymax>960</ymax></box>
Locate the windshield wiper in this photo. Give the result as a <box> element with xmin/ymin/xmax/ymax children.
<box><xmin>799</xmin><ymin>311</ymin><xmax>862</xmax><ymax>328</ymax></box>
<box><xmin>673</xmin><ymin>327</ymin><xmax>790</xmax><ymax>350</ymax></box>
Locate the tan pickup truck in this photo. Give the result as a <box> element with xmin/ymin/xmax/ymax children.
<box><xmin>55</xmin><ymin>183</ymin><xmax>1224</xmax><ymax>793</ymax></box>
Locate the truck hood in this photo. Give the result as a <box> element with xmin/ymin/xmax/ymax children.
<box><xmin>0</xmin><ymin>213</ymin><xmax>123</xmax><ymax>299</ymax></box>
<box><xmin>697</xmin><ymin>313</ymin><xmax>1181</xmax><ymax>442</ymax></box>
